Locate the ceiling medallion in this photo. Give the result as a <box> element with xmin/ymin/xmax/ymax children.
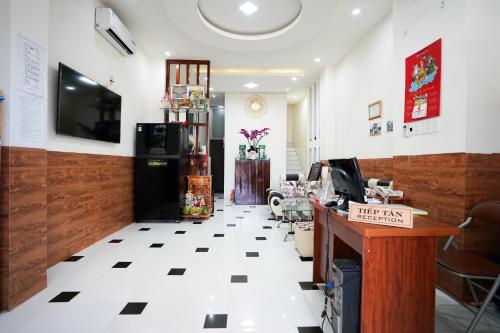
<box><xmin>244</xmin><ymin>95</ymin><xmax>268</xmax><ymax>118</ymax></box>
<box><xmin>197</xmin><ymin>0</ymin><xmax>303</xmax><ymax>41</ymax></box>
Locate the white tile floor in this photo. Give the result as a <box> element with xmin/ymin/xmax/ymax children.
<box><xmin>0</xmin><ymin>196</ymin><xmax>499</xmax><ymax>332</ymax></box>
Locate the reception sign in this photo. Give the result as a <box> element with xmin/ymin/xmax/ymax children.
<box><xmin>348</xmin><ymin>203</ymin><xmax>413</xmax><ymax>229</ymax></box>
<box><xmin>404</xmin><ymin>39</ymin><xmax>441</xmax><ymax>123</ymax></box>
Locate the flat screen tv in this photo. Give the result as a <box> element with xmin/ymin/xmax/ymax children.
<box><xmin>56</xmin><ymin>63</ymin><xmax>121</xmax><ymax>143</ymax></box>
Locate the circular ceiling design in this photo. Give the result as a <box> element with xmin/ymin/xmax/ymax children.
<box><xmin>197</xmin><ymin>0</ymin><xmax>302</xmax><ymax>40</ymax></box>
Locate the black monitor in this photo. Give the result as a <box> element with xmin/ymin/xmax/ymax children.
<box><xmin>328</xmin><ymin>158</ymin><xmax>366</xmax><ymax>211</ymax></box>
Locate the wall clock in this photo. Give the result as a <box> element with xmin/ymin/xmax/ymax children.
<box><xmin>244</xmin><ymin>95</ymin><xmax>267</xmax><ymax>118</ymax></box>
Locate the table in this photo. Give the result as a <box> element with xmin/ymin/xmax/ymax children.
<box><xmin>280</xmin><ymin>198</ymin><xmax>313</xmax><ymax>241</ymax></box>
<box><xmin>311</xmin><ymin>200</ymin><xmax>460</xmax><ymax>333</ymax></box>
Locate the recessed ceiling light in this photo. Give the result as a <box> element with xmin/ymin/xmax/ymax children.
<box><xmin>352</xmin><ymin>8</ymin><xmax>361</xmax><ymax>16</ymax></box>
<box><xmin>285</xmin><ymin>88</ymin><xmax>290</xmax><ymax>92</ymax></box>
<box><xmin>164</xmin><ymin>51</ymin><xmax>171</xmax><ymax>57</ymax></box>
<box><xmin>204</xmin><ymin>77</ymin><xmax>208</xmax><ymax>81</ymax></box>
<box><xmin>315</xmin><ymin>58</ymin><xmax>321</xmax><ymax>63</ymax></box>
<box><xmin>244</xmin><ymin>82</ymin><xmax>258</xmax><ymax>89</ymax></box>
<box><xmin>291</xmin><ymin>77</ymin><xmax>298</xmax><ymax>81</ymax></box>
<box><xmin>212</xmin><ymin>94</ymin><xmax>216</xmax><ymax>98</ymax></box>
<box><xmin>293</xmin><ymin>95</ymin><xmax>298</xmax><ymax>99</ymax></box>
<box><xmin>239</xmin><ymin>1</ymin><xmax>259</xmax><ymax>16</ymax></box>
<box><xmin>209</xmin><ymin>87</ymin><xmax>214</xmax><ymax>91</ymax></box>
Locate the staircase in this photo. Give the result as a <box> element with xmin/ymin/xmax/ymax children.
<box><xmin>286</xmin><ymin>143</ymin><xmax>304</xmax><ymax>175</ymax></box>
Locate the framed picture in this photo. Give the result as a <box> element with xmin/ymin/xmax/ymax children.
<box><xmin>368</xmin><ymin>100</ymin><xmax>383</xmax><ymax>120</ymax></box>
<box><xmin>171</xmin><ymin>85</ymin><xmax>188</xmax><ymax>99</ymax></box>
<box><xmin>188</xmin><ymin>85</ymin><xmax>205</xmax><ymax>100</ymax></box>
<box><xmin>370</xmin><ymin>122</ymin><xmax>382</xmax><ymax>136</ymax></box>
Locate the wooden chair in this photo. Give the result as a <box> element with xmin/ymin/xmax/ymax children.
<box><xmin>437</xmin><ymin>200</ymin><xmax>500</xmax><ymax>332</ymax></box>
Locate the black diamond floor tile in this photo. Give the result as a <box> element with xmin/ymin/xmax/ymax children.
<box><xmin>243</xmin><ymin>211</ymin><xmax>251</xmax><ymax>213</ymax></box>
<box><xmin>217</xmin><ymin>209</ymin><xmax>224</xmax><ymax>212</ymax></box>
<box><xmin>231</xmin><ymin>275</ymin><xmax>248</xmax><ymax>283</ymax></box>
<box><xmin>226</xmin><ymin>224</ymin><xmax>236</xmax><ymax>227</ymax></box>
<box><xmin>49</xmin><ymin>291</ymin><xmax>80</xmax><ymax>303</ymax></box>
<box><xmin>300</xmin><ymin>256</ymin><xmax>313</xmax><ymax>262</ymax></box>
<box><xmin>203</xmin><ymin>314</ymin><xmax>228</xmax><ymax>329</ymax></box>
<box><xmin>168</xmin><ymin>268</ymin><xmax>186</xmax><ymax>275</ymax></box>
<box><xmin>236</xmin><ymin>216</ymin><xmax>245</xmax><ymax>219</ymax></box>
<box><xmin>256</xmin><ymin>237</ymin><xmax>267</xmax><ymax>241</ymax></box>
<box><xmin>263</xmin><ymin>226</ymin><xmax>272</xmax><ymax>229</ymax></box>
<box><xmin>150</xmin><ymin>243</ymin><xmax>164</xmax><ymax>248</ymax></box>
<box><xmin>246</xmin><ymin>252</ymin><xmax>259</xmax><ymax>257</ymax></box>
<box><xmin>113</xmin><ymin>261</ymin><xmax>132</xmax><ymax>268</ymax></box>
<box><xmin>120</xmin><ymin>302</ymin><xmax>147</xmax><ymax>315</ymax></box>
<box><xmin>298</xmin><ymin>282</ymin><xmax>319</xmax><ymax>290</ymax></box>
<box><xmin>109</xmin><ymin>239</ymin><xmax>123</xmax><ymax>243</ymax></box>
<box><xmin>196</xmin><ymin>247</ymin><xmax>209</xmax><ymax>252</ymax></box>
<box><xmin>175</xmin><ymin>231</ymin><xmax>186</xmax><ymax>234</ymax></box>
<box><xmin>297</xmin><ymin>327</ymin><xmax>323</xmax><ymax>333</ymax></box>
<box><xmin>63</xmin><ymin>256</ymin><xmax>83</xmax><ymax>262</ymax></box>
<box><xmin>193</xmin><ymin>221</ymin><xmax>202</xmax><ymax>224</ymax></box>
<box><xmin>249</xmin><ymin>206</ymin><xmax>256</xmax><ymax>208</ymax></box>
<box><xmin>214</xmin><ymin>234</ymin><xmax>225</xmax><ymax>237</ymax></box>
<box><xmin>139</xmin><ymin>228</ymin><xmax>150</xmax><ymax>231</ymax></box>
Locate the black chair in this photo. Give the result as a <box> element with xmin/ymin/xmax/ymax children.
<box><xmin>437</xmin><ymin>200</ymin><xmax>500</xmax><ymax>332</ymax></box>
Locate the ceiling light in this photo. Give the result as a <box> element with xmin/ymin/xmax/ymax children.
<box><xmin>239</xmin><ymin>1</ymin><xmax>259</xmax><ymax>16</ymax></box>
<box><xmin>291</xmin><ymin>77</ymin><xmax>298</xmax><ymax>81</ymax></box>
<box><xmin>244</xmin><ymin>82</ymin><xmax>258</xmax><ymax>89</ymax></box>
<box><xmin>79</xmin><ymin>76</ymin><xmax>98</xmax><ymax>86</ymax></box>
<box><xmin>164</xmin><ymin>51</ymin><xmax>171</xmax><ymax>57</ymax></box>
<box><xmin>209</xmin><ymin>87</ymin><xmax>214</xmax><ymax>91</ymax></box>
<box><xmin>212</xmin><ymin>94</ymin><xmax>216</xmax><ymax>98</ymax></box>
<box><xmin>285</xmin><ymin>88</ymin><xmax>290</xmax><ymax>92</ymax></box>
<box><xmin>352</xmin><ymin>8</ymin><xmax>361</xmax><ymax>16</ymax></box>
<box><xmin>293</xmin><ymin>95</ymin><xmax>298</xmax><ymax>99</ymax></box>
<box><xmin>204</xmin><ymin>77</ymin><xmax>208</xmax><ymax>81</ymax></box>
<box><xmin>315</xmin><ymin>58</ymin><xmax>321</xmax><ymax>63</ymax></box>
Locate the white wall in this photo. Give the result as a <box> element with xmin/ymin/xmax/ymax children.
<box><xmin>465</xmin><ymin>0</ymin><xmax>500</xmax><ymax>153</ymax></box>
<box><xmin>224</xmin><ymin>93</ymin><xmax>287</xmax><ymax>197</ymax></box>
<box><xmin>1</xmin><ymin>0</ymin><xmax>50</xmax><ymax>147</ymax></box>
<box><xmin>331</xmin><ymin>14</ymin><xmax>395</xmax><ymax>159</ymax></box>
<box><xmin>393</xmin><ymin>0</ymin><xmax>467</xmax><ymax>156</ymax></box>
<box><xmin>47</xmin><ymin>0</ymin><xmax>158</xmax><ymax>157</ymax></box>
<box><xmin>289</xmin><ymin>97</ymin><xmax>308</xmax><ymax>169</ymax></box>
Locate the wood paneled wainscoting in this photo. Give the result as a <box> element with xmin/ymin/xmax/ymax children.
<box><xmin>359</xmin><ymin>152</ymin><xmax>500</xmax><ymax>301</ymax></box>
<box><xmin>0</xmin><ymin>147</ymin><xmax>48</xmax><ymax>310</ymax></box>
<box><xmin>47</xmin><ymin>152</ymin><xmax>134</xmax><ymax>267</ymax></box>
<box><xmin>1</xmin><ymin>149</ymin><xmax>134</xmax><ymax>310</ymax></box>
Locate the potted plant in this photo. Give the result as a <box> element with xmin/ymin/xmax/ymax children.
<box><xmin>239</xmin><ymin>128</ymin><xmax>271</xmax><ymax>160</ymax></box>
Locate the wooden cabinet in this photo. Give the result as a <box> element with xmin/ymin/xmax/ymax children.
<box><xmin>184</xmin><ymin>175</ymin><xmax>212</xmax><ymax>219</ymax></box>
<box><xmin>234</xmin><ymin>159</ymin><xmax>270</xmax><ymax>205</ymax></box>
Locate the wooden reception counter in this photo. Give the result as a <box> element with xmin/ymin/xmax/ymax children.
<box><xmin>311</xmin><ymin>200</ymin><xmax>460</xmax><ymax>333</ymax></box>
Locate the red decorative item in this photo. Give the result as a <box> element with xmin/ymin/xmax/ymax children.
<box><xmin>404</xmin><ymin>39</ymin><xmax>442</xmax><ymax>123</ymax></box>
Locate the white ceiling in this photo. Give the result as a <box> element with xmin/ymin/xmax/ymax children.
<box><xmin>101</xmin><ymin>0</ymin><xmax>392</xmax><ymax>96</ymax></box>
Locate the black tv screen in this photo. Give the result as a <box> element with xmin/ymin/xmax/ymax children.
<box><xmin>56</xmin><ymin>63</ymin><xmax>121</xmax><ymax>143</ymax></box>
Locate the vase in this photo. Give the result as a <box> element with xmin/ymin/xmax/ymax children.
<box><xmin>247</xmin><ymin>150</ymin><xmax>257</xmax><ymax>160</ymax></box>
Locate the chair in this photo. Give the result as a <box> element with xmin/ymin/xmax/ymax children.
<box><xmin>267</xmin><ymin>162</ymin><xmax>323</xmax><ymax>220</ymax></box>
<box><xmin>437</xmin><ymin>200</ymin><xmax>500</xmax><ymax>332</ymax></box>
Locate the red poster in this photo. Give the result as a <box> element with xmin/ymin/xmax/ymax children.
<box><xmin>404</xmin><ymin>39</ymin><xmax>441</xmax><ymax>123</ymax></box>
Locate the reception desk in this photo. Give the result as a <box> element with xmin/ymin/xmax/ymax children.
<box><xmin>311</xmin><ymin>201</ymin><xmax>460</xmax><ymax>333</ymax></box>
<box><xmin>234</xmin><ymin>159</ymin><xmax>270</xmax><ymax>205</ymax></box>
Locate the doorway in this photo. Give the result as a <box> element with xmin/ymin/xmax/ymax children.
<box><xmin>210</xmin><ymin>93</ymin><xmax>225</xmax><ymax>193</ymax></box>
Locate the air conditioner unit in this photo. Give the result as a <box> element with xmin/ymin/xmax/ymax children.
<box><xmin>95</xmin><ymin>8</ymin><xmax>136</xmax><ymax>56</ymax></box>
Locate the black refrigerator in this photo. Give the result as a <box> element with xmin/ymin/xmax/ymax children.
<box><xmin>134</xmin><ymin>123</ymin><xmax>188</xmax><ymax>222</ymax></box>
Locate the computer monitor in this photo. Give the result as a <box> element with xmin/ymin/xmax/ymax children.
<box><xmin>328</xmin><ymin>158</ymin><xmax>366</xmax><ymax>211</ymax></box>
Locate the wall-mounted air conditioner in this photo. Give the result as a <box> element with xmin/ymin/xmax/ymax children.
<box><xmin>95</xmin><ymin>8</ymin><xmax>136</xmax><ymax>56</ymax></box>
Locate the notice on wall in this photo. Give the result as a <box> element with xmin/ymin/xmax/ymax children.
<box><xmin>404</xmin><ymin>39</ymin><xmax>442</xmax><ymax>123</ymax></box>
<box><xmin>11</xmin><ymin>34</ymin><xmax>47</xmax><ymax>149</ymax></box>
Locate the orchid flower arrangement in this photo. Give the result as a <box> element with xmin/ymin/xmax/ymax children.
<box><xmin>239</xmin><ymin>128</ymin><xmax>271</xmax><ymax>151</ymax></box>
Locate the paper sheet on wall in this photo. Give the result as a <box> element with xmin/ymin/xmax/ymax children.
<box><xmin>11</xmin><ymin>34</ymin><xmax>47</xmax><ymax>149</ymax></box>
